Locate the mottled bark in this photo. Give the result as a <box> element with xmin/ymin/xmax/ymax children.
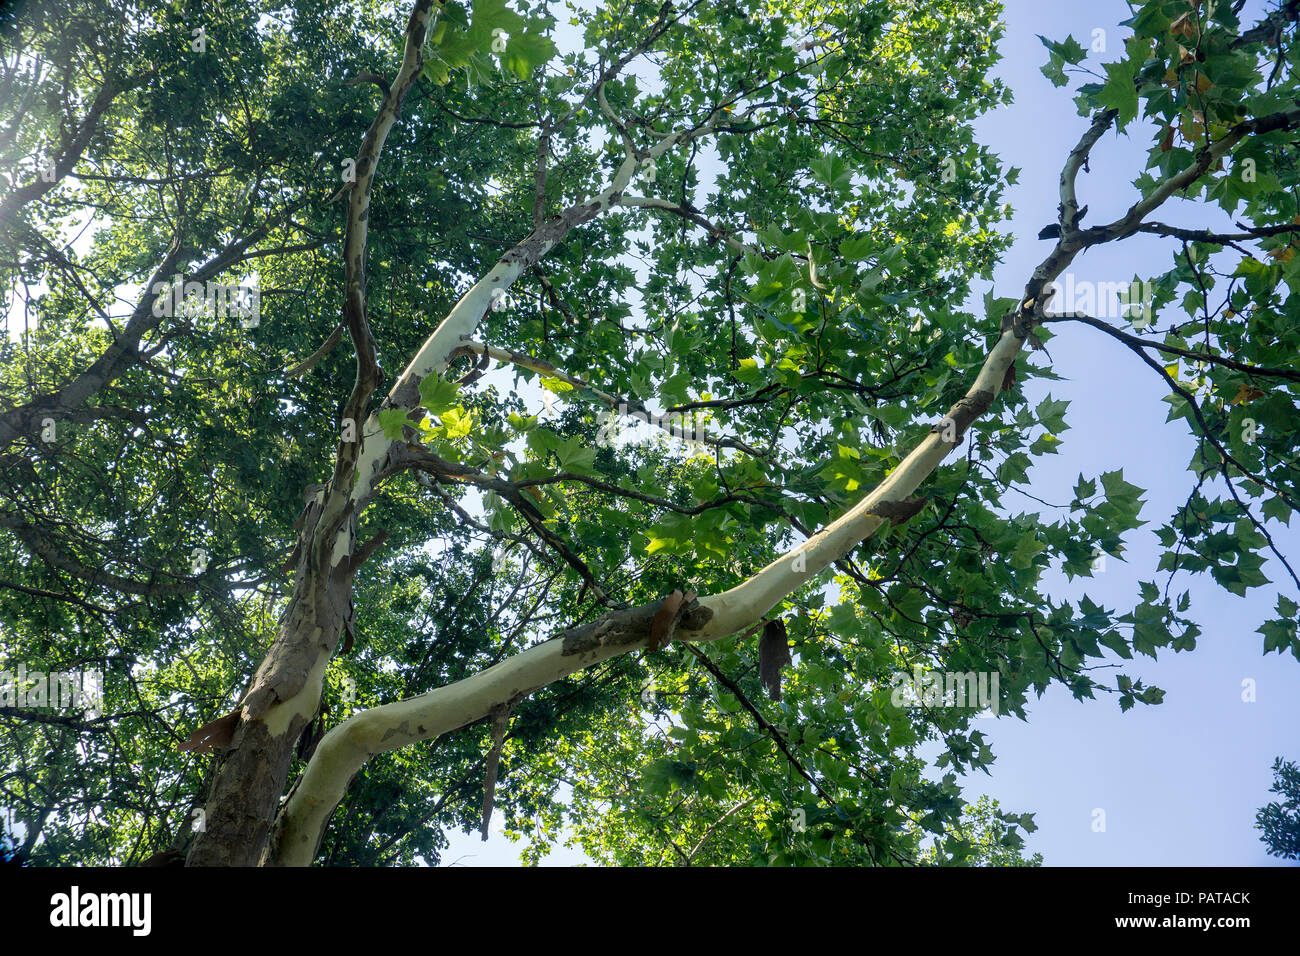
<box><xmin>185</xmin><ymin>558</ymin><xmax>345</xmax><ymax>866</ymax></box>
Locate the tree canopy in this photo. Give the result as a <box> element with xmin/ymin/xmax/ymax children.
<box><xmin>0</xmin><ymin>0</ymin><xmax>1297</xmax><ymax>866</ymax></box>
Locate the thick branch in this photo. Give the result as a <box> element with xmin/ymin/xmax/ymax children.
<box><xmin>1075</xmin><ymin>108</ymin><xmax>1300</xmax><ymax>254</ymax></box>
<box><xmin>327</xmin><ymin>0</ymin><xmax>436</xmax><ymax>499</ymax></box>
<box><xmin>268</xmin><ymin>109</ymin><xmax>1141</xmax><ymax>865</ymax></box>
<box><xmin>335</xmin><ymin>102</ymin><xmax>740</xmax><ymax>548</ymax></box>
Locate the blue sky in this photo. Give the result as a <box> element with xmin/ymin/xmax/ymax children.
<box><xmin>443</xmin><ymin>0</ymin><xmax>1300</xmax><ymax>866</ymax></box>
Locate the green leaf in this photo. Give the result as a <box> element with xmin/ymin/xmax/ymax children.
<box><xmin>507</xmin><ymin>411</ymin><xmax>538</xmax><ymax>431</ymax></box>
<box><xmin>1099</xmin><ymin>630</ymin><xmax>1133</xmax><ymax>660</ymax></box>
<box><xmin>539</xmin><ymin>376</ymin><xmax>575</xmax><ymax>394</ymax></box>
<box><xmin>1095</xmin><ymin>43</ymin><xmax>1143</xmax><ymax>128</ymax></box>
<box><xmin>418</xmin><ymin>373</ymin><xmax>462</xmax><ymax>415</ymax></box>
<box><xmin>556</xmin><ymin>438</ymin><xmax>595</xmax><ymax>474</ymax></box>
<box><xmin>438</xmin><ymin>406</ymin><xmax>473</xmax><ymax>440</ymax></box>
<box><xmin>1010</xmin><ymin>534</ymin><xmax>1047</xmax><ymax>570</ymax></box>
<box><xmin>1035</xmin><ymin>395</ymin><xmax>1070</xmax><ymax>433</ymax></box>
<box><xmin>503</xmin><ymin>30</ymin><xmax>555</xmax><ymax>80</ymax></box>
<box><xmin>735</xmin><ymin>358</ymin><xmax>762</xmax><ymax>384</ymax></box>
<box><xmin>378</xmin><ymin>407</ymin><xmax>410</xmax><ymax>441</ymax></box>
<box><xmin>1261</xmin><ymin>496</ymin><xmax>1292</xmax><ymax>525</ymax></box>
<box><xmin>839</xmin><ymin>236</ymin><xmax>875</xmax><ymax>261</ymax></box>
<box><xmin>1038</xmin><ymin>34</ymin><xmax>1088</xmax><ymax>66</ymax></box>
<box><xmin>1100</xmin><ymin>469</ymin><xmax>1145</xmax><ymax>509</ymax></box>
<box><xmin>1041</xmin><ymin>55</ymin><xmax>1069</xmax><ymax>88</ymax></box>
<box><xmin>441</xmin><ymin>0</ymin><xmax>470</xmax><ymax>30</ymax></box>
<box><xmin>525</xmin><ymin>426</ymin><xmax>562</xmax><ymax>459</ymax></box>
<box><xmin>998</xmin><ymin>452</ymin><xmax>1032</xmax><ymax>485</ymax></box>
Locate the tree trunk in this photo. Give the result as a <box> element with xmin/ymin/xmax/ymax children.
<box><xmin>187</xmin><ymin>490</ymin><xmax>354</xmax><ymax>865</ymax></box>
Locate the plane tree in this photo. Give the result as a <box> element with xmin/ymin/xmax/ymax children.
<box><xmin>0</xmin><ymin>0</ymin><xmax>1297</xmax><ymax>866</ymax></box>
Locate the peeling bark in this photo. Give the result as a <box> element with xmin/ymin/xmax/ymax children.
<box><xmin>186</xmin><ymin>563</ymin><xmax>340</xmax><ymax>866</ymax></box>
<box><xmin>264</xmin><ymin>108</ymin><xmax>1139</xmax><ymax>866</ymax></box>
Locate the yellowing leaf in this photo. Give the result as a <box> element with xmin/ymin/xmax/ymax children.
<box><xmin>539</xmin><ymin>376</ymin><xmax>575</xmax><ymax>393</ymax></box>
<box><xmin>439</xmin><ymin>406</ymin><xmax>473</xmax><ymax>439</ymax></box>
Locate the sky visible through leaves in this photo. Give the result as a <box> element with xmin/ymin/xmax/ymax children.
<box><xmin>438</xmin><ymin>0</ymin><xmax>1300</xmax><ymax>867</ymax></box>
<box><xmin>2</xmin><ymin>0</ymin><xmax>1296</xmax><ymax>868</ymax></box>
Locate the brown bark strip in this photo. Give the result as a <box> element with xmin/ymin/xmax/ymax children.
<box><xmin>479</xmin><ymin>704</ymin><xmax>511</xmax><ymax>841</ymax></box>
<box><xmin>177</xmin><ymin>710</ymin><xmax>241</xmax><ymax>755</ymax></box>
<box><xmin>560</xmin><ymin>596</ymin><xmax>713</xmax><ymax>658</ymax></box>
<box><xmin>453</xmin><ymin>349</ymin><xmax>491</xmax><ymax>385</ymax></box>
<box><xmin>866</xmin><ymin>497</ymin><xmax>928</xmax><ymax>526</ymax></box>
<box><xmin>648</xmin><ymin>589</ymin><xmax>686</xmax><ymax>652</ymax></box>
<box><xmin>930</xmin><ymin>389</ymin><xmax>996</xmax><ymax>445</ymax></box>
<box><xmin>758</xmin><ymin>618</ymin><xmax>791</xmax><ymax>701</ymax></box>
